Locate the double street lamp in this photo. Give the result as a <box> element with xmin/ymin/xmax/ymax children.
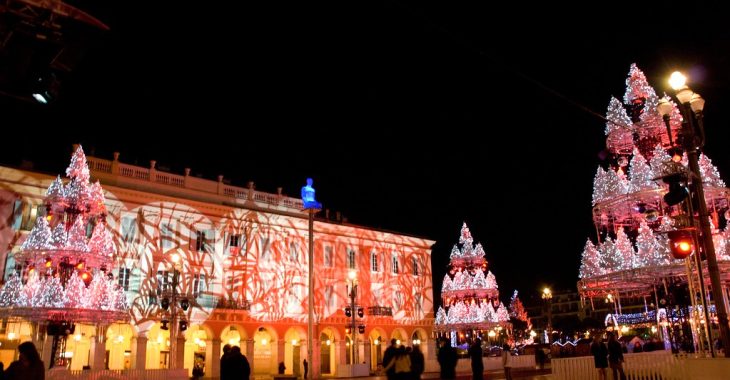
<box><xmin>658</xmin><ymin>72</ymin><xmax>730</xmax><ymax>357</ymax></box>
<box><xmin>345</xmin><ymin>270</ymin><xmax>365</xmax><ymax>374</ymax></box>
<box><xmin>159</xmin><ymin>252</ymin><xmax>191</xmax><ymax>369</ymax></box>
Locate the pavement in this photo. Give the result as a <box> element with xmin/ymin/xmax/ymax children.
<box><xmin>337</xmin><ymin>367</ymin><xmax>553</xmax><ymax>380</ymax></box>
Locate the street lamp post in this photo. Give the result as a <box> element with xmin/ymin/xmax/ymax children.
<box><xmin>160</xmin><ymin>252</ymin><xmax>190</xmax><ymax>369</ymax></box>
<box><xmin>659</xmin><ymin>71</ymin><xmax>730</xmax><ymax>357</ymax></box>
<box><xmin>302</xmin><ymin>178</ymin><xmax>322</xmax><ymax>380</ymax></box>
<box><xmin>347</xmin><ymin>270</ymin><xmax>358</xmax><ymax>375</ymax></box>
<box><xmin>542</xmin><ymin>288</ymin><xmax>552</xmax><ymax>343</ymax></box>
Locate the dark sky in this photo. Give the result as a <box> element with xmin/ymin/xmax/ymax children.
<box><xmin>3</xmin><ymin>2</ymin><xmax>730</xmax><ymax>309</ymax></box>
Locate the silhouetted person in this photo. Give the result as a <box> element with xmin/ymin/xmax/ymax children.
<box><xmin>535</xmin><ymin>346</ymin><xmax>546</xmax><ymax>369</ymax></box>
<box><xmin>220</xmin><ymin>344</ymin><xmax>232</xmax><ymax>380</ymax></box>
<box><xmin>607</xmin><ymin>333</ymin><xmax>626</xmax><ymax>380</ymax></box>
<box><xmin>230</xmin><ymin>346</ymin><xmax>250</xmax><ymax>380</ymax></box>
<box><xmin>437</xmin><ymin>338</ymin><xmax>458</xmax><ymax>379</ymax></box>
<box><xmin>591</xmin><ymin>335</ymin><xmax>608</xmax><ymax>380</ymax></box>
<box><xmin>502</xmin><ymin>343</ymin><xmax>513</xmax><ymax>380</ymax></box>
<box><xmin>409</xmin><ymin>345</ymin><xmax>425</xmax><ymax>380</ymax></box>
<box><xmin>3</xmin><ymin>341</ymin><xmax>44</xmax><ymax>380</ymax></box>
<box><xmin>468</xmin><ymin>339</ymin><xmax>484</xmax><ymax>380</ymax></box>
<box><xmin>303</xmin><ymin>358</ymin><xmax>308</xmax><ymax>379</ymax></box>
<box><xmin>382</xmin><ymin>339</ymin><xmax>399</xmax><ymax>380</ymax></box>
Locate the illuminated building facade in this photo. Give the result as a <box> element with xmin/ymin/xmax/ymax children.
<box><xmin>0</xmin><ymin>149</ymin><xmax>435</xmax><ymax>378</ymax></box>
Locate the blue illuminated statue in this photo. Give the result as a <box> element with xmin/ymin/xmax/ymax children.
<box><xmin>301</xmin><ymin>178</ymin><xmax>322</xmax><ymax>210</ymax></box>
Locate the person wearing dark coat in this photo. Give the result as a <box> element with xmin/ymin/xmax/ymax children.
<box><xmin>437</xmin><ymin>338</ymin><xmax>458</xmax><ymax>379</ymax></box>
<box><xmin>382</xmin><ymin>339</ymin><xmax>399</xmax><ymax>380</ymax></box>
<box><xmin>607</xmin><ymin>333</ymin><xmax>626</xmax><ymax>380</ymax></box>
<box><xmin>468</xmin><ymin>339</ymin><xmax>484</xmax><ymax>380</ymax></box>
<box><xmin>591</xmin><ymin>335</ymin><xmax>608</xmax><ymax>380</ymax></box>
<box><xmin>3</xmin><ymin>341</ymin><xmax>45</xmax><ymax>380</ymax></box>
<box><xmin>409</xmin><ymin>345</ymin><xmax>425</xmax><ymax>380</ymax></box>
<box><xmin>230</xmin><ymin>346</ymin><xmax>251</xmax><ymax>379</ymax></box>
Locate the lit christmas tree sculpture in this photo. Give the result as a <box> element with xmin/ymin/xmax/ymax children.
<box><xmin>0</xmin><ymin>145</ymin><xmax>128</xmax><ymax>367</ymax></box>
<box><xmin>579</xmin><ymin>64</ymin><xmax>730</xmax><ymax>349</ymax></box>
<box><xmin>435</xmin><ymin>223</ymin><xmax>511</xmax><ymax>345</ymax></box>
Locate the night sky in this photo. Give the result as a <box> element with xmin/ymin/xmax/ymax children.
<box><xmin>2</xmin><ymin>2</ymin><xmax>730</xmax><ymax>309</ymax></box>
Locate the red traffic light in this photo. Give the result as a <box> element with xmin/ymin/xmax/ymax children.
<box><xmin>357</xmin><ymin>308</ymin><xmax>364</xmax><ymax>318</ymax></box>
<box><xmin>345</xmin><ymin>307</ymin><xmax>352</xmax><ymax>317</ymax></box>
<box><xmin>668</xmin><ymin>229</ymin><xmax>694</xmax><ymax>259</ymax></box>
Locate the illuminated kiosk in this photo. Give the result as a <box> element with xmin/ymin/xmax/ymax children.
<box><xmin>577</xmin><ymin>64</ymin><xmax>730</xmax><ymax>354</ymax></box>
<box><xmin>435</xmin><ymin>223</ymin><xmax>511</xmax><ymax>348</ymax></box>
<box><xmin>0</xmin><ymin>146</ymin><xmax>129</xmax><ymax>369</ymax></box>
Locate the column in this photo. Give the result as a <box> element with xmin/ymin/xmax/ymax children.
<box><xmin>41</xmin><ymin>332</ymin><xmax>54</xmax><ymax>367</ymax></box>
<box><xmin>337</xmin><ymin>339</ymin><xmax>346</xmax><ymax>367</ymax></box>
<box><xmin>206</xmin><ymin>339</ymin><xmax>221</xmax><ymax>380</ymax></box>
<box><xmin>176</xmin><ymin>336</ymin><xmax>186</xmax><ymax>370</ymax></box>
<box><xmin>90</xmin><ymin>332</ymin><xmax>107</xmax><ymax>369</ymax></box>
<box><xmin>246</xmin><ymin>339</ymin><xmax>255</xmax><ymax>377</ymax></box>
<box><xmin>277</xmin><ymin>339</ymin><xmax>286</xmax><ymax>371</ymax></box>
<box><xmin>363</xmin><ymin>340</ymin><xmax>371</xmax><ymax>368</ymax></box>
<box><xmin>131</xmin><ymin>334</ymin><xmax>148</xmax><ymax>369</ymax></box>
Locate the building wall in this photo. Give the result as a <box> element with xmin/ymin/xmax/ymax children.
<box><xmin>0</xmin><ymin>156</ymin><xmax>435</xmax><ymax>377</ymax></box>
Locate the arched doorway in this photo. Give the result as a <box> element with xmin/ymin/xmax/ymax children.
<box><xmin>253</xmin><ymin>327</ymin><xmax>275</xmax><ymax>375</ymax></box>
<box><xmin>183</xmin><ymin>325</ymin><xmax>209</xmax><ymax>377</ymax></box>
<box><xmin>368</xmin><ymin>328</ymin><xmax>387</xmax><ymax>372</ymax></box>
<box><xmin>283</xmin><ymin>327</ymin><xmax>305</xmax><ymax>377</ymax></box>
<box><xmin>105</xmin><ymin>323</ymin><xmax>134</xmax><ymax>369</ymax></box>
<box><xmin>319</xmin><ymin>332</ymin><xmax>333</xmax><ymax>375</ymax></box>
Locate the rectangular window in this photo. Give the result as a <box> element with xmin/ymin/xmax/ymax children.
<box><xmin>259</xmin><ymin>237</ymin><xmax>271</xmax><ymax>260</ymax></box>
<box><xmin>229</xmin><ymin>234</ymin><xmax>240</xmax><ymax>248</ymax></box>
<box><xmin>347</xmin><ymin>248</ymin><xmax>356</xmax><ymax>269</ymax></box>
<box><xmin>118</xmin><ymin>267</ymin><xmax>131</xmax><ymax>291</ymax></box>
<box><xmin>371</xmin><ymin>252</ymin><xmax>378</xmax><ymax>272</ymax></box>
<box><xmin>160</xmin><ymin>223</ymin><xmax>175</xmax><ymax>249</ymax></box>
<box><xmin>324</xmin><ymin>245</ymin><xmax>333</xmax><ymax>268</ymax></box>
<box><xmin>412</xmin><ymin>257</ymin><xmax>419</xmax><ymax>276</ymax></box>
<box><xmin>391</xmin><ymin>254</ymin><xmax>399</xmax><ymax>274</ymax></box>
<box><xmin>325</xmin><ymin>285</ymin><xmax>335</xmax><ymax>309</ymax></box>
<box><xmin>11</xmin><ymin>200</ymin><xmax>23</xmax><ymax>230</ymax></box>
<box><xmin>193</xmin><ymin>273</ymin><xmax>206</xmax><ymax>296</ymax></box>
<box><xmin>289</xmin><ymin>242</ymin><xmax>299</xmax><ymax>262</ymax></box>
<box><xmin>156</xmin><ymin>270</ymin><xmax>171</xmax><ymax>295</ymax></box>
<box><xmin>121</xmin><ymin>216</ymin><xmax>137</xmax><ymax>244</ymax></box>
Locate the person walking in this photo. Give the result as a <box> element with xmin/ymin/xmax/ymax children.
<box><xmin>3</xmin><ymin>341</ymin><xmax>44</xmax><ymax>380</ymax></box>
<box><xmin>591</xmin><ymin>335</ymin><xmax>608</xmax><ymax>380</ymax></box>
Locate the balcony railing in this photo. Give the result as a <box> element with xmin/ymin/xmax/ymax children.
<box><xmin>87</xmin><ymin>156</ymin><xmax>304</xmax><ymax>211</ymax></box>
<box><xmin>368</xmin><ymin>306</ymin><xmax>393</xmax><ymax>316</ymax></box>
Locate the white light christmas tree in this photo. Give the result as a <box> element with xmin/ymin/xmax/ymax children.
<box><xmin>435</xmin><ymin>223</ymin><xmax>510</xmax><ymax>338</ymax></box>
<box><xmin>0</xmin><ymin>145</ymin><xmax>128</xmax><ymax>322</ymax></box>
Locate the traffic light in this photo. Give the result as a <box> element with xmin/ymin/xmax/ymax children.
<box><xmin>358</xmin><ymin>325</ymin><xmax>365</xmax><ymax>334</ymax></box>
<box><xmin>668</xmin><ymin>229</ymin><xmax>694</xmax><ymax>259</ymax></box>
<box><xmin>179</xmin><ymin>320</ymin><xmax>188</xmax><ymax>331</ymax></box>
<box><xmin>357</xmin><ymin>308</ymin><xmax>364</xmax><ymax>318</ymax></box>
<box><xmin>180</xmin><ymin>298</ymin><xmax>190</xmax><ymax>311</ymax></box>
<box><xmin>160</xmin><ymin>319</ymin><xmax>169</xmax><ymax>330</ymax></box>
<box><xmin>161</xmin><ymin>297</ymin><xmax>170</xmax><ymax>310</ymax></box>
<box><xmin>662</xmin><ymin>173</ymin><xmax>689</xmax><ymax>206</ymax></box>
<box><xmin>345</xmin><ymin>307</ymin><xmax>351</xmax><ymax>317</ymax></box>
